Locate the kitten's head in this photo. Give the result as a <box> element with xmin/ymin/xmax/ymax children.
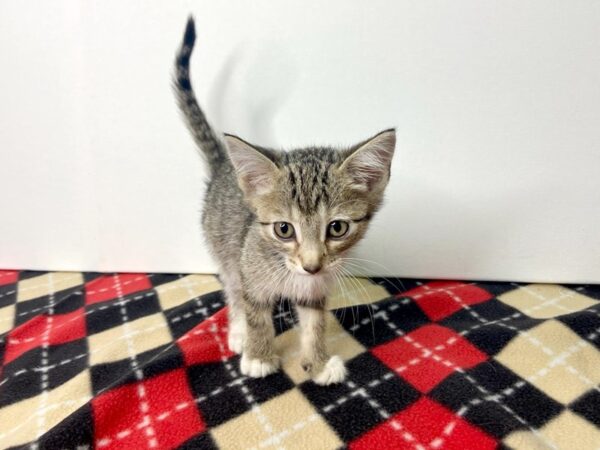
<box><xmin>225</xmin><ymin>129</ymin><xmax>396</xmax><ymax>279</ymax></box>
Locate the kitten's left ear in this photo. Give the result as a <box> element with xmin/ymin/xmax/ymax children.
<box><xmin>224</xmin><ymin>134</ymin><xmax>280</xmax><ymax>198</ymax></box>
<box><xmin>340</xmin><ymin>129</ymin><xmax>396</xmax><ymax>192</ymax></box>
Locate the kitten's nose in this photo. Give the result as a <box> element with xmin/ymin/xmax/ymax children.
<box><xmin>303</xmin><ymin>264</ymin><xmax>322</xmax><ymax>275</ymax></box>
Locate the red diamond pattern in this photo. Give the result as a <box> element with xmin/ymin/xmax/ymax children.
<box><xmin>93</xmin><ymin>369</ymin><xmax>205</xmax><ymax>450</ymax></box>
<box><xmin>4</xmin><ymin>308</ymin><xmax>86</xmax><ymax>364</ymax></box>
<box><xmin>0</xmin><ymin>270</ymin><xmax>18</xmax><ymax>286</ymax></box>
<box><xmin>85</xmin><ymin>274</ymin><xmax>152</xmax><ymax>305</ymax></box>
<box><xmin>401</xmin><ymin>281</ymin><xmax>492</xmax><ymax>321</ymax></box>
<box><xmin>372</xmin><ymin>324</ymin><xmax>487</xmax><ymax>392</ymax></box>
<box><xmin>177</xmin><ymin>308</ymin><xmax>234</xmax><ymax>366</ymax></box>
<box><xmin>350</xmin><ymin>397</ymin><xmax>496</xmax><ymax>450</ymax></box>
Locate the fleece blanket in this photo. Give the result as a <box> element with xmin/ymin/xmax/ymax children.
<box><xmin>0</xmin><ymin>270</ymin><xmax>599</xmax><ymax>449</ymax></box>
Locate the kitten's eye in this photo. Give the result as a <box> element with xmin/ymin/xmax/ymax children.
<box><xmin>327</xmin><ymin>220</ymin><xmax>349</xmax><ymax>239</ymax></box>
<box><xmin>274</xmin><ymin>222</ymin><xmax>295</xmax><ymax>240</ymax></box>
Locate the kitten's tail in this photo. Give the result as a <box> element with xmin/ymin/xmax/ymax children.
<box><xmin>173</xmin><ymin>16</ymin><xmax>225</xmax><ymax>170</ymax></box>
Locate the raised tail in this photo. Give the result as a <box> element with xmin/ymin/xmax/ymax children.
<box><xmin>173</xmin><ymin>16</ymin><xmax>225</xmax><ymax>170</ymax></box>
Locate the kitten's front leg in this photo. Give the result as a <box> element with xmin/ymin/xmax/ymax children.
<box><xmin>296</xmin><ymin>303</ymin><xmax>347</xmax><ymax>385</ymax></box>
<box><xmin>240</xmin><ymin>295</ymin><xmax>279</xmax><ymax>378</ymax></box>
<box><xmin>221</xmin><ymin>271</ymin><xmax>246</xmax><ymax>354</ymax></box>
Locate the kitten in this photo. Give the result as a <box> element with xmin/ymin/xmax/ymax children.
<box><xmin>173</xmin><ymin>17</ymin><xmax>396</xmax><ymax>385</ymax></box>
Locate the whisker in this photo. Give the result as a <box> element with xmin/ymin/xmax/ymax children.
<box><xmin>336</xmin><ymin>266</ymin><xmax>369</xmax><ymax>336</ymax></box>
<box><xmin>338</xmin><ymin>266</ymin><xmax>376</xmax><ymax>343</ymax></box>
<box><xmin>331</xmin><ymin>270</ymin><xmax>345</xmax><ymax>323</ymax></box>
<box><xmin>341</xmin><ymin>257</ymin><xmax>406</xmax><ymax>294</ymax></box>
<box><xmin>333</xmin><ymin>267</ymin><xmax>355</xmax><ymax>330</ymax></box>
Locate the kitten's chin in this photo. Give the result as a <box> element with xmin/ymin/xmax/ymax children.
<box><xmin>278</xmin><ymin>270</ymin><xmax>332</xmax><ymax>302</ymax></box>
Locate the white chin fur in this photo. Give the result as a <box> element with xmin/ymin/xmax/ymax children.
<box><xmin>276</xmin><ymin>272</ymin><xmax>331</xmax><ymax>302</ymax></box>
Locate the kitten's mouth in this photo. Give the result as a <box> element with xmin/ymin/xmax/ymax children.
<box><xmin>285</xmin><ymin>259</ymin><xmax>328</xmax><ymax>277</ymax></box>
<box><xmin>299</xmin><ymin>271</ymin><xmax>325</xmax><ymax>277</ymax></box>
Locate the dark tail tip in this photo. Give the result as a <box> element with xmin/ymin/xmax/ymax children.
<box><xmin>184</xmin><ymin>15</ymin><xmax>196</xmax><ymax>48</ymax></box>
<box><xmin>176</xmin><ymin>15</ymin><xmax>196</xmax><ymax>91</ymax></box>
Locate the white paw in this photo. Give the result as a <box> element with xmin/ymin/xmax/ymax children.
<box><xmin>240</xmin><ymin>353</ymin><xmax>279</xmax><ymax>378</ymax></box>
<box><xmin>227</xmin><ymin>320</ymin><xmax>246</xmax><ymax>354</ymax></box>
<box><xmin>313</xmin><ymin>356</ymin><xmax>347</xmax><ymax>385</ymax></box>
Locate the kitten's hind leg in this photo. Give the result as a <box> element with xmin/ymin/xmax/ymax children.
<box><xmin>221</xmin><ymin>271</ymin><xmax>246</xmax><ymax>354</ymax></box>
<box><xmin>296</xmin><ymin>303</ymin><xmax>347</xmax><ymax>385</ymax></box>
<box><xmin>240</xmin><ymin>295</ymin><xmax>279</xmax><ymax>377</ymax></box>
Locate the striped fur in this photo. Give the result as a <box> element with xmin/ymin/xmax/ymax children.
<box><xmin>173</xmin><ymin>17</ymin><xmax>225</xmax><ymax>171</ymax></box>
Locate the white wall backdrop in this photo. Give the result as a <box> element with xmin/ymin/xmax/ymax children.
<box><xmin>1</xmin><ymin>0</ymin><xmax>599</xmax><ymax>282</ymax></box>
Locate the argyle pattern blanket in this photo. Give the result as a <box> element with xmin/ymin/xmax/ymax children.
<box><xmin>0</xmin><ymin>271</ymin><xmax>599</xmax><ymax>449</ymax></box>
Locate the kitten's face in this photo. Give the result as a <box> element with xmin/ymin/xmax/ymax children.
<box><xmin>226</xmin><ymin>130</ymin><xmax>396</xmax><ymax>281</ymax></box>
<box><xmin>254</xmin><ymin>176</ymin><xmax>370</xmax><ymax>276</ymax></box>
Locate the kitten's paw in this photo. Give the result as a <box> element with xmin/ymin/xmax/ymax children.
<box><xmin>227</xmin><ymin>322</ymin><xmax>246</xmax><ymax>354</ymax></box>
<box><xmin>313</xmin><ymin>355</ymin><xmax>347</xmax><ymax>385</ymax></box>
<box><xmin>240</xmin><ymin>353</ymin><xmax>280</xmax><ymax>378</ymax></box>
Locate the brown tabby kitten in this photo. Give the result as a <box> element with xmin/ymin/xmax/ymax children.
<box><xmin>174</xmin><ymin>17</ymin><xmax>396</xmax><ymax>384</ymax></box>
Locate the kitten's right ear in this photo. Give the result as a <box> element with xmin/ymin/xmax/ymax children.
<box><xmin>224</xmin><ymin>134</ymin><xmax>279</xmax><ymax>197</ymax></box>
